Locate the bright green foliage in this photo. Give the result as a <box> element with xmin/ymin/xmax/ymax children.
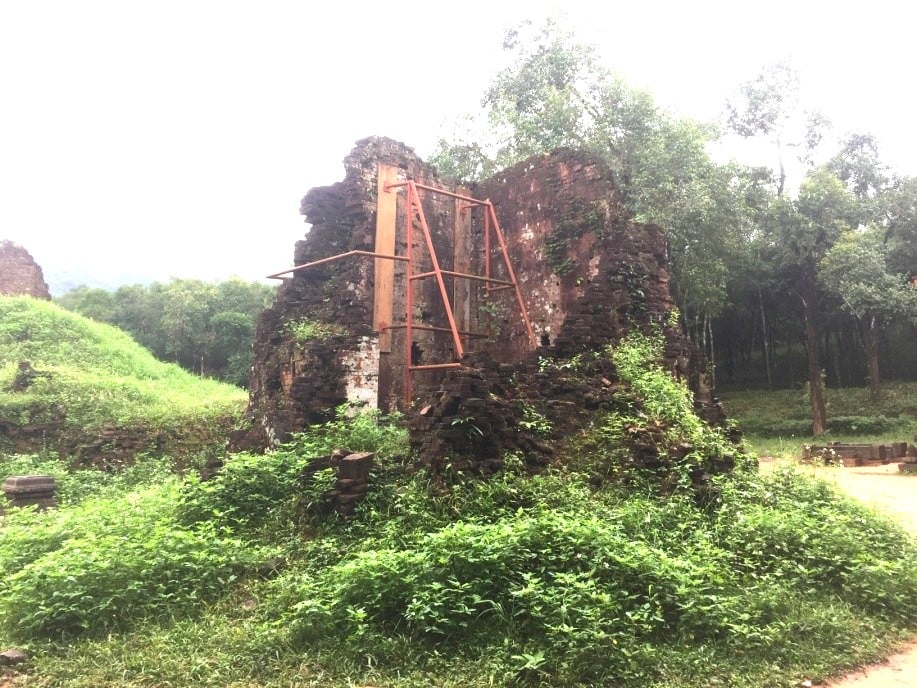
<box><xmin>611</xmin><ymin>332</ymin><xmax>696</xmax><ymax>424</ymax></box>
<box><xmin>179</xmin><ymin>407</ymin><xmax>408</xmax><ymax>533</ymax></box>
<box><xmin>2</xmin><ymin>351</ymin><xmax>916</xmax><ymax>685</ymax></box>
<box><xmin>721</xmin><ymin>382</ymin><xmax>917</xmax><ymax>439</ymax></box>
<box><xmin>0</xmin><ymin>295</ymin><xmax>246</xmax><ymax>431</ymax></box>
<box><xmin>821</xmin><ymin>227</ymin><xmax>917</xmax><ymax>325</ymax></box>
<box><xmin>519</xmin><ymin>404</ymin><xmax>553</xmax><ymax>436</ymax></box>
<box><xmin>0</xmin><ymin>481</ymin><xmax>267</xmax><ymax>639</ymax></box>
<box><xmin>579</xmin><ymin>332</ymin><xmax>746</xmax><ymax>488</ymax></box>
<box><xmin>717</xmin><ymin>466</ymin><xmax>917</xmax><ymax>621</ymax></box>
<box><xmin>285</xmin><ymin>317</ymin><xmax>347</xmax><ymax>342</ymax></box>
<box><xmin>179</xmin><ymin>451</ymin><xmax>308</xmax><ymax>534</ymax></box>
<box><xmin>0</xmin><ymin>452</ymin><xmax>173</xmax><ymax>505</ymax></box>
<box><xmin>266</xmin><ymin>461</ymin><xmax>917</xmax><ymax>687</ymax></box>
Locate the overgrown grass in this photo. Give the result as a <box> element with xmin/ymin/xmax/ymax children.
<box><xmin>3</xmin><ymin>338</ymin><xmax>916</xmax><ymax>687</ymax></box>
<box><xmin>720</xmin><ymin>381</ymin><xmax>917</xmax><ymax>458</ymax></box>
<box><xmin>0</xmin><ymin>296</ymin><xmax>246</xmax><ymax>467</ymax></box>
<box><xmin>0</xmin><ymin>295</ymin><xmax>246</xmax><ymax>431</ymax></box>
<box><xmin>6</xmin><ymin>457</ymin><xmax>914</xmax><ymax>687</ymax></box>
<box><xmin>0</xmin><ymin>452</ymin><xmax>173</xmax><ymax>505</ymax></box>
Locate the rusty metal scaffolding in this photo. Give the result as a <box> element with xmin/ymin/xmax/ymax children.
<box><xmin>268</xmin><ymin>177</ymin><xmax>536</xmax><ymax>404</ymax></box>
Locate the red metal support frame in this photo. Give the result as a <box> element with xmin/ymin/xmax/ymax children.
<box><xmin>405</xmin><ymin>183</ymin><xmax>415</xmax><ymax>403</ymax></box>
<box><xmin>408</xmin><ymin>187</ymin><xmax>464</xmax><ymax>358</ymax></box>
<box><xmin>267</xmin><ymin>176</ymin><xmax>537</xmax><ymax>407</ymax></box>
<box><xmin>267</xmin><ymin>250</ymin><xmax>407</xmax><ymax>280</ymax></box>
<box><xmin>484</xmin><ymin>204</ymin><xmax>491</xmax><ymax>290</ymax></box>
<box><xmin>486</xmin><ymin>201</ymin><xmax>537</xmax><ymax>348</ymax></box>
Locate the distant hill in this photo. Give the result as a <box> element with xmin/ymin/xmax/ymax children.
<box><xmin>44</xmin><ymin>269</ymin><xmax>155</xmax><ymax>297</ymax></box>
<box><xmin>0</xmin><ymin>295</ymin><xmax>247</xmax><ymax>466</ymax></box>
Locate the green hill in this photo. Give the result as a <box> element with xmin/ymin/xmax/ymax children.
<box><xmin>0</xmin><ymin>295</ymin><xmax>247</xmax><ymax>464</ymax></box>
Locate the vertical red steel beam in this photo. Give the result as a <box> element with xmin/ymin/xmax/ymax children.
<box><xmin>453</xmin><ymin>194</ymin><xmax>473</xmax><ymax>341</ymax></box>
<box><xmin>410</xmin><ymin>182</ymin><xmax>465</xmax><ymax>359</ymax></box>
<box><xmin>487</xmin><ymin>201</ymin><xmax>537</xmax><ymax>348</ymax></box>
<box><xmin>404</xmin><ymin>183</ymin><xmax>414</xmax><ymax>405</ymax></box>
<box><xmin>484</xmin><ymin>204</ymin><xmax>491</xmax><ymax>292</ymax></box>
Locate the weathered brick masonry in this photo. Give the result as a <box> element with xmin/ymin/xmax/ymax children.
<box><xmin>0</xmin><ymin>241</ymin><xmax>51</xmax><ymax>299</ymax></box>
<box><xmin>233</xmin><ymin>138</ymin><xmax>726</xmax><ymax>478</ymax></box>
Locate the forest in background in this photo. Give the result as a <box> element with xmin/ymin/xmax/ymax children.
<box><xmin>432</xmin><ymin>20</ymin><xmax>916</xmax><ymax>434</ymax></box>
<box><xmin>55</xmin><ymin>278</ymin><xmax>275</xmax><ymax>387</ymax></box>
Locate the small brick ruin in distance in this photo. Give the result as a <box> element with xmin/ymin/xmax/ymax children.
<box><xmin>0</xmin><ymin>240</ymin><xmax>51</xmax><ymax>300</ymax></box>
<box><xmin>232</xmin><ymin>137</ymin><xmax>732</xmax><ymax>481</ymax></box>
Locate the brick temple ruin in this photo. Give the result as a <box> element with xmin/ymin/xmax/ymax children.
<box><xmin>0</xmin><ymin>241</ymin><xmax>51</xmax><ymax>300</ymax></box>
<box><xmin>233</xmin><ymin>137</ymin><xmax>729</xmax><ymax>477</ymax></box>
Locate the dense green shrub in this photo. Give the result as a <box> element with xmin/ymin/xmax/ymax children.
<box><xmin>0</xmin><ymin>482</ymin><xmax>269</xmax><ymax>639</ymax></box>
<box><xmin>179</xmin><ymin>407</ymin><xmax>408</xmax><ymax>532</ymax></box>
<box><xmin>0</xmin><ymin>452</ymin><xmax>173</xmax><ymax>505</ymax></box>
<box><xmin>716</xmin><ymin>465</ymin><xmax>917</xmax><ymax>622</ymax></box>
<box><xmin>571</xmin><ymin>332</ymin><xmax>749</xmax><ymax>491</ymax></box>
<box><xmin>270</xmin><ymin>460</ymin><xmax>917</xmax><ymax>686</ymax></box>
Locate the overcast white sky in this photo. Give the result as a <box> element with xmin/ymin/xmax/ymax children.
<box><xmin>2</xmin><ymin>0</ymin><xmax>914</xmax><ymax>292</ymax></box>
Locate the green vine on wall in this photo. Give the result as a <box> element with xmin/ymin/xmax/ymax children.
<box><xmin>285</xmin><ymin>318</ymin><xmax>346</xmax><ymax>343</ymax></box>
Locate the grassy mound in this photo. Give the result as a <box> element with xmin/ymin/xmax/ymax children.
<box><xmin>0</xmin><ymin>295</ymin><xmax>246</xmax><ymax>461</ymax></box>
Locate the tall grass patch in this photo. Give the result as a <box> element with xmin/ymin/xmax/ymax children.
<box><xmin>0</xmin><ymin>295</ymin><xmax>246</xmax><ymax>432</ymax></box>
<box><xmin>0</xmin><ymin>481</ymin><xmax>270</xmax><ymax>640</ymax></box>
<box><xmin>720</xmin><ymin>381</ymin><xmax>917</xmax><ymax>439</ymax></box>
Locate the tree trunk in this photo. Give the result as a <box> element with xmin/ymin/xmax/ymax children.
<box><xmin>707</xmin><ymin>315</ymin><xmax>716</xmax><ymax>389</ymax></box>
<box><xmin>824</xmin><ymin>328</ymin><xmax>840</xmax><ymax>388</ymax></box>
<box><xmin>832</xmin><ymin>329</ymin><xmax>844</xmax><ymax>388</ymax></box>
<box><xmin>776</xmin><ymin>139</ymin><xmax>787</xmax><ymax>197</ymax></box>
<box><xmin>758</xmin><ymin>287</ymin><xmax>773</xmax><ymax>390</ymax></box>
<box><xmin>864</xmin><ymin>315</ymin><xmax>881</xmax><ymax>398</ymax></box>
<box><xmin>801</xmin><ymin>291</ymin><xmax>827</xmax><ymax>436</ymax></box>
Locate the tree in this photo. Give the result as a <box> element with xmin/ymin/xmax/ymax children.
<box><xmin>881</xmin><ymin>176</ymin><xmax>917</xmax><ymax>277</ymax></box>
<box><xmin>56</xmin><ymin>278</ymin><xmax>275</xmax><ymax>385</ymax></box>
<box><xmin>763</xmin><ymin>169</ymin><xmax>860</xmax><ymax>434</ymax></box>
<box><xmin>829</xmin><ymin>133</ymin><xmax>888</xmax><ymax>201</ymax></box>
<box><xmin>433</xmin><ymin>19</ymin><xmax>745</xmax><ymax>341</ymax></box>
<box><xmin>726</xmin><ymin>61</ymin><xmax>830</xmax><ymax>196</ymax></box>
<box><xmin>55</xmin><ymin>286</ymin><xmax>115</xmax><ymax>322</ymax></box>
<box><xmin>820</xmin><ymin>227</ymin><xmax>917</xmax><ymax>396</ymax></box>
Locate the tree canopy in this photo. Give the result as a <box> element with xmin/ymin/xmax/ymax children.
<box><xmin>433</xmin><ymin>19</ymin><xmax>917</xmax><ymax>430</ymax></box>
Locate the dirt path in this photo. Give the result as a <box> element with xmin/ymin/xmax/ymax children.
<box><xmin>788</xmin><ymin>463</ymin><xmax>917</xmax><ymax>687</ymax></box>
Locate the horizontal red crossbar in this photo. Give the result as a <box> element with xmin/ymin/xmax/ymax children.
<box><xmin>266</xmin><ymin>250</ymin><xmax>408</xmax><ymax>280</ymax></box>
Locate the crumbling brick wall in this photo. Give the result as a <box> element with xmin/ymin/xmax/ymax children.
<box><xmin>408</xmin><ymin>148</ymin><xmax>728</xmax><ymax>475</ymax></box>
<box><xmin>234</xmin><ymin>138</ymin><xmax>723</xmax><ymax>460</ymax></box>
<box><xmin>0</xmin><ymin>241</ymin><xmax>51</xmax><ymax>300</ymax></box>
<box><xmin>232</xmin><ymin>137</ymin><xmax>456</xmax><ymax>450</ymax></box>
